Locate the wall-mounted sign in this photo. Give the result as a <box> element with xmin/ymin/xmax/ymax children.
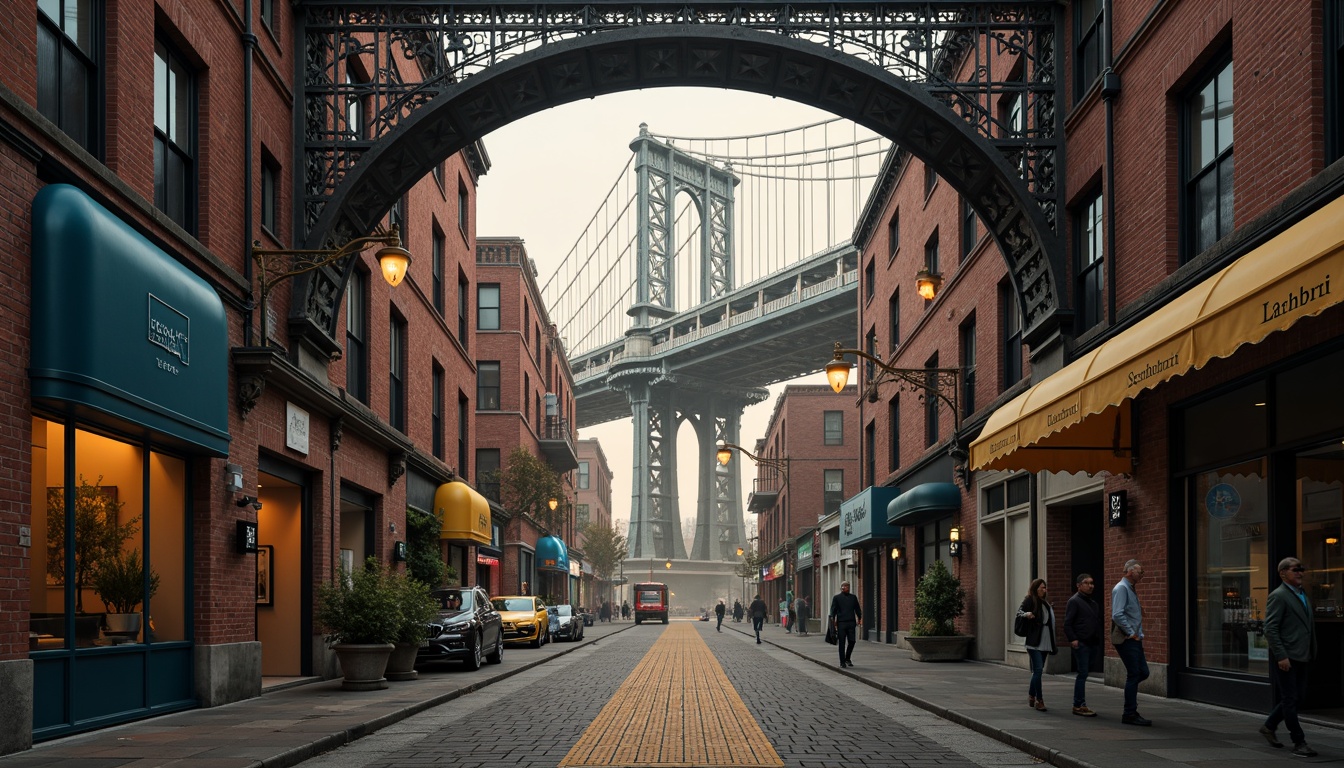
<box><xmin>236</xmin><ymin>520</ymin><xmax>259</xmax><ymax>553</ymax></box>
<box><xmin>476</xmin><ymin>554</ymin><xmax>500</xmax><ymax>566</ymax></box>
<box><xmin>286</xmin><ymin>401</ymin><xmax>310</xmax><ymax>455</ymax></box>
<box><xmin>392</xmin><ymin>541</ymin><xmax>407</xmax><ymax>561</ymax></box>
<box><xmin>1107</xmin><ymin>490</ymin><xmax>1127</xmax><ymax>528</ymax></box>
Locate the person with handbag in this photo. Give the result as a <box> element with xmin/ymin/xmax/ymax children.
<box><xmin>829</xmin><ymin>581</ymin><xmax>862</xmax><ymax>668</ymax></box>
<box><xmin>1016</xmin><ymin>578</ymin><xmax>1057</xmax><ymax>712</ymax></box>
<box><xmin>1063</xmin><ymin>573</ymin><xmax>1103</xmax><ymax>717</ymax></box>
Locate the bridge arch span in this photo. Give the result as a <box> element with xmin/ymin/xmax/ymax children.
<box><xmin>302</xmin><ymin>24</ymin><xmax>1067</xmax><ymax>353</ymax></box>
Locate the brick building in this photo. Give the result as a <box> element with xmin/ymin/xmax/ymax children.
<box><xmin>743</xmin><ymin>385</ymin><xmax>861</xmax><ymax>627</ymax></box>
<box><xmin>1</xmin><ymin>0</ymin><xmax>491</xmax><ymax>751</ymax></box>
<box><xmin>575</xmin><ymin>437</ymin><xmax>616</xmax><ymax>609</ymax></box>
<box><xmin>856</xmin><ymin>0</ymin><xmax>1344</xmax><ymax>720</ymax></box>
<box><xmin>473</xmin><ymin>237</ymin><xmax>579</xmax><ymax>603</ymax></box>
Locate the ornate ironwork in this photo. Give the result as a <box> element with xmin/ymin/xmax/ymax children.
<box><xmin>295</xmin><ymin>1</ymin><xmax>1066</xmax><ymax>347</ymax></box>
<box><xmin>830</xmin><ymin>342</ymin><xmax>962</xmax><ymax>429</ymax></box>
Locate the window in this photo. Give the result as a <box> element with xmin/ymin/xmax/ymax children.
<box><xmin>888</xmin><ymin>394</ymin><xmax>900</xmax><ymax>470</ymax></box>
<box><xmin>578</xmin><ymin>461</ymin><xmax>590</xmax><ymax>490</ymax></box>
<box><xmin>345</xmin><ymin>269</ymin><xmax>368</xmax><ymax>402</ymax></box>
<box><xmin>924</xmin><ymin>354</ymin><xmax>940</xmax><ymax>446</ymax></box>
<box><xmin>960</xmin><ymin>318</ymin><xmax>977</xmax><ymax>417</ymax></box>
<box><xmin>923</xmin><ymin>230</ymin><xmax>939</xmax><ymax>306</ymax></box>
<box><xmin>388</xmin><ymin>195</ymin><xmax>405</xmax><ymax>236</ymax></box>
<box><xmin>260</xmin><ymin>0</ymin><xmax>275</xmax><ymax>29</ymax></box>
<box><xmin>260</xmin><ymin>154</ymin><xmax>279</xmax><ymax>235</ymax></box>
<box><xmin>1185</xmin><ymin>58</ymin><xmax>1234</xmax><ymax>260</ymax></box>
<box><xmin>864</xmin><ymin>327</ymin><xmax>878</xmax><ymax>382</ymax></box>
<box><xmin>823</xmin><ymin>469</ymin><xmax>844</xmax><ymax>516</ymax></box>
<box><xmin>1075</xmin><ymin>190</ymin><xmax>1105</xmax><ymax>332</ymax></box>
<box><xmin>476</xmin><ymin>448</ymin><xmax>501</xmax><ymax>502</ymax></box>
<box><xmin>524</xmin><ymin>373</ymin><xmax>530</xmax><ymax>422</ymax></box>
<box><xmin>37</xmin><ymin>0</ymin><xmax>98</xmax><ymax>155</ymax></box>
<box><xmin>432</xmin><ymin>159</ymin><xmax>444</xmax><ymax>187</ymax></box>
<box><xmin>477</xmin><ymin>362</ymin><xmax>500</xmax><ymax>410</ymax></box>
<box><xmin>458</xmin><ymin>178</ymin><xmax>469</xmax><ymax>233</ymax></box>
<box><xmin>1074</xmin><ymin>0</ymin><xmax>1104</xmax><ymax>101</ymax></box>
<box><xmin>864</xmin><ymin>259</ymin><xmax>875</xmax><ymax>302</ymax></box>
<box><xmin>457</xmin><ymin>393</ymin><xmax>469</xmax><ymax>474</ymax></box>
<box><xmin>345</xmin><ymin>69</ymin><xmax>365</xmax><ymax>139</ymax></box>
<box><xmin>389</xmin><ymin>312</ymin><xmax>406</xmax><ymax>431</ymax></box>
<box><xmin>919</xmin><ymin>517</ymin><xmax>952</xmax><ymax>575</ymax></box>
<box><xmin>431</xmin><ymin>363</ymin><xmax>445</xmax><ymax>459</ymax></box>
<box><xmin>477</xmin><ymin>284</ymin><xmax>500</xmax><ymax>330</ymax></box>
<box><xmin>432</xmin><ymin>224</ymin><xmax>446</xmax><ymax>317</ymax></box>
<box><xmin>1001</xmin><ymin>282</ymin><xmax>1023</xmax><ymax>389</ymax></box>
<box><xmin>576</xmin><ymin>504</ymin><xmax>590</xmax><ymax>528</ymax></box>
<box><xmin>823</xmin><ymin>411</ymin><xmax>844</xmax><ymax>445</ymax></box>
<box><xmin>888</xmin><ymin>288</ymin><xmax>900</xmax><ymax>351</ymax></box>
<box><xmin>924</xmin><ymin>163</ymin><xmax>937</xmax><ymax>197</ymax></box>
<box><xmin>887</xmin><ymin>209</ymin><xmax>900</xmax><ymax>259</ymax></box>
<box><xmin>1331</xmin><ymin>1</ymin><xmax>1344</xmax><ymax>163</ymax></box>
<box><xmin>154</xmin><ymin>38</ymin><xmax>195</xmax><ymax>233</ymax></box>
<box><xmin>864</xmin><ymin>422</ymin><xmax>876</xmax><ymax>487</ymax></box>
<box><xmin>458</xmin><ymin>273</ymin><xmax>470</xmax><ymax>343</ymax></box>
<box><xmin>960</xmin><ymin>197</ymin><xmax>977</xmax><ymax>261</ymax></box>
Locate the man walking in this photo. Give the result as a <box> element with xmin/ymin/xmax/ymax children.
<box><xmin>829</xmin><ymin>581</ymin><xmax>862</xmax><ymax>668</ymax></box>
<box><xmin>1260</xmin><ymin>556</ymin><xmax>1318</xmax><ymax>757</ymax></box>
<box><xmin>748</xmin><ymin>593</ymin><xmax>768</xmax><ymax>644</ymax></box>
<box><xmin>1111</xmin><ymin>559</ymin><xmax>1151</xmax><ymax>726</ymax></box>
<box><xmin>715</xmin><ymin>599</ymin><xmax>726</xmax><ymax>632</ymax></box>
<box><xmin>1064</xmin><ymin>573</ymin><xmax>1102</xmax><ymax>717</ymax></box>
<box><xmin>794</xmin><ymin>594</ymin><xmax>810</xmax><ymax>636</ymax></box>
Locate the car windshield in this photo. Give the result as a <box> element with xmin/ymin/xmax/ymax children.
<box><xmin>556</xmin><ymin>605</ymin><xmax>573</xmax><ymax>617</ymax></box>
<box><xmin>433</xmin><ymin>589</ymin><xmax>472</xmax><ymax>612</ymax></box>
<box><xmin>492</xmin><ymin>598</ymin><xmax>536</xmax><ymax>612</ymax></box>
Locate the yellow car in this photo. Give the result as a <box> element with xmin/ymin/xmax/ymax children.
<box><xmin>490</xmin><ymin>595</ymin><xmax>550</xmax><ymax>647</ymax></box>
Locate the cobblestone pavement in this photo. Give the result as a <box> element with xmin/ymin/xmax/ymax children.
<box><xmin>308</xmin><ymin>621</ymin><xmax>1036</xmax><ymax>768</ymax></box>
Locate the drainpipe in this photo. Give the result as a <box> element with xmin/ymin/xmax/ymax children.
<box><xmin>241</xmin><ymin>4</ymin><xmax>257</xmax><ymax>346</ymax></box>
<box><xmin>1102</xmin><ymin>0</ymin><xmax>1120</xmax><ymax>324</ymax></box>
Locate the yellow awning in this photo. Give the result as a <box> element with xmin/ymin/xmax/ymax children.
<box><xmin>435</xmin><ymin>481</ymin><xmax>492</xmax><ymax>545</ymax></box>
<box><xmin>971</xmin><ymin>194</ymin><xmax>1344</xmax><ymax>475</ymax></box>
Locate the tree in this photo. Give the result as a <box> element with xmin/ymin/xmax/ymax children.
<box><xmin>497</xmin><ymin>446</ymin><xmax>566</xmax><ymax>534</ymax></box>
<box><xmin>405</xmin><ymin>507</ymin><xmax>457</xmax><ymax>588</ymax></box>
<box><xmin>579</xmin><ymin>521</ymin><xmax>627</xmax><ymax>598</ymax></box>
<box><xmin>47</xmin><ymin>475</ymin><xmax>140</xmax><ymax>612</ymax></box>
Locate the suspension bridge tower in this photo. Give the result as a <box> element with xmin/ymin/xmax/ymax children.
<box><xmin>611</xmin><ymin>125</ymin><xmax>765</xmax><ymax>575</ymax></box>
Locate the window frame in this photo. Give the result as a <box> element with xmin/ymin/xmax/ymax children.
<box><xmin>578</xmin><ymin>461</ymin><xmax>590</xmax><ymax>490</ymax></box>
<box><xmin>1182</xmin><ymin>56</ymin><xmax>1234</xmax><ymax>263</ymax></box>
<box><xmin>924</xmin><ymin>354</ymin><xmax>940</xmax><ymax>446</ymax></box>
<box><xmin>887</xmin><ymin>209</ymin><xmax>900</xmax><ymax>261</ymax></box>
<box><xmin>888</xmin><ymin>287</ymin><xmax>900</xmax><ymax>352</ymax></box>
<box><xmin>37</xmin><ymin>0</ymin><xmax>100</xmax><ymax>156</ymax></box>
<box><xmin>477</xmin><ymin>283</ymin><xmax>501</xmax><ymax>330</ymax></box>
<box><xmin>477</xmin><ymin>361</ymin><xmax>501</xmax><ymax>411</ymax></box>
<box><xmin>1001</xmin><ymin>283</ymin><xmax>1024</xmax><ymax>389</ymax></box>
<box><xmin>1073</xmin><ymin>0</ymin><xmax>1104</xmax><ymax>103</ymax></box>
<box><xmin>431</xmin><ymin>362</ymin><xmax>445</xmax><ymax>459</ymax></box>
<box><xmin>960</xmin><ymin>197</ymin><xmax>977</xmax><ymax>262</ymax></box>
<box><xmin>960</xmin><ymin>317</ymin><xmax>977</xmax><ymax>417</ymax></box>
<box><xmin>431</xmin><ymin>223</ymin><xmax>446</xmax><ymax>317</ymax></box>
<box><xmin>345</xmin><ymin>269</ymin><xmax>369</xmax><ymax>402</ymax></box>
<box><xmin>1074</xmin><ymin>189</ymin><xmax>1105</xmax><ymax>332</ymax></box>
<box><xmin>153</xmin><ymin>36</ymin><xmax>197</xmax><ymax>234</ymax></box>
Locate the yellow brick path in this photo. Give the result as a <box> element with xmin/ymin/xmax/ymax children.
<box><xmin>559</xmin><ymin>623</ymin><xmax>783</xmax><ymax>767</ymax></box>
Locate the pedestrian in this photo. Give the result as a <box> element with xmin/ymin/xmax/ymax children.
<box><xmin>600</xmin><ymin>600</ymin><xmax>611</xmax><ymax>623</ymax></box>
<box><xmin>828</xmin><ymin>581</ymin><xmax>862</xmax><ymax>668</ymax></box>
<box><xmin>794</xmin><ymin>594</ymin><xmax>810</xmax><ymax>636</ymax></box>
<box><xmin>1063</xmin><ymin>573</ymin><xmax>1102</xmax><ymax>717</ymax></box>
<box><xmin>1016</xmin><ymin>578</ymin><xmax>1057</xmax><ymax>712</ymax></box>
<box><xmin>732</xmin><ymin>599</ymin><xmax>744</xmax><ymax>623</ymax></box>
<box><xmin>748</xmin><ymin>593</ymin><xmax>768</xmax><ymax>644</ymax></box>
<box><xmin>786</xmin><ymin>590</ymin><xmax>796</xmax><ymax>634</ymax></box>
<box><xmin>622</xmin><ymin>600</ymin><xmax>631</xmax><ymax>620</ymax></box>
<box><xmin>778</xmin><ymin>596</ymin><xmax>790</xmax><ymax>633</ymax></box>
<box><xmin>1111</xmin><ymin>559</ymin><xmax>1152</xmax><ymax>726</ymax></box>
<box><xmin>1259</xmin><ymin>556</ymin><xmax>1318</xmax><ymax>757</ymax></box>
<box><xmin>715</xmin><ymin>599</ymin><xmax>726</xmax><ymax>632</ymax></box>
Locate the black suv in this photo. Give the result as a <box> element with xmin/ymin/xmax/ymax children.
<box><xmin>416</xmin><ymin>586</ymin><xmax>504</xmax><ymax>671</ymax></box>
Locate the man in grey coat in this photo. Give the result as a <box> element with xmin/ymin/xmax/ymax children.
<box><xmin>1259</xmin><ymin>556</ymin><xmax>1318</xmax><ymax>757</ymax></box>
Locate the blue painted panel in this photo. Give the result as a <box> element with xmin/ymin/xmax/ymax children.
<box><xmin>32</xmin><ymin>656</ymin><xmax>69</xmax><ymax>733</ymax></box>
<box><xmin>148</xmin><ymin>645</ymin><xmax>195</xmax><ymax>708</ymax></box>
<box><xmin>31</xmin><ymin>185</ymin><xmax>230</xmax><ymax>456</ymax></box>
<box><xmin>73</xmin><ymin>650</ymin><xmax>146</xmax><ymax>724</ymax></box>
<box><xmin>839</xmin><ymin>486</ymin><xmax>904</xmax><ymax>548</ymax></box>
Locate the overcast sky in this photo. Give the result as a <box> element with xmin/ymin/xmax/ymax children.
<box><xmin>476</xmin><ymin>88</ymin><xmax>864</xmax><ymax>549</ymax></box>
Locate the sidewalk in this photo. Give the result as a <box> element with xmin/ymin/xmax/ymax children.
<box><xmin>741</xmin><ymin>620</ymin><xmax>1343</xmax><ymax>768</ymax></box>
<box><xmin>4</xmin><ymin>619</ymin><xmax>1338</xmax><ymax>768</ymax></box>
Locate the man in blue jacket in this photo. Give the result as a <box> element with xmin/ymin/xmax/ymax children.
<box><xmin>1111</xmin><ymin>559</ymin><xmax>1150</xmax><ymax>726</ymax></box>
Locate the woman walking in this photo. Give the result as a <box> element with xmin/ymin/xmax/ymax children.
<box><xmin>1017</xmin><ymin>578</ymin><xmax>1057</xmax><ymax>711</ymax></box>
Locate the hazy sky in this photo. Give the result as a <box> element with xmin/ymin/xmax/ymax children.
<box><xmin>475</xmin><ymin>88</ymin><xmax>864</xmax><ymax>547</ymax></box>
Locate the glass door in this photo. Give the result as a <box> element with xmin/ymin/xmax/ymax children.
<box><xmin>1296</xmin><ymin>443</ymin><xmax>1344</xmax><ymax>709</ymax></box>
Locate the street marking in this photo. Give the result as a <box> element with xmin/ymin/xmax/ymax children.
<box><xmin>560</xmin><ymin>623</ymin><xmax>782</xmax><ymax>767</ymax></box>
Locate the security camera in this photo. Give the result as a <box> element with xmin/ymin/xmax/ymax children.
<box><xmin>236</xmin><ymin>495</ymin><xmax>259</xmax><ymax>508</ymax></box>
<box><xmin>251</xmin><ymin>500</ymin><xmax>263</xmax><ymax>511</ymax></box>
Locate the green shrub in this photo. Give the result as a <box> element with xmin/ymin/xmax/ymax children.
<box><xmin>392</xmin><ymin>571</ymin><xmax>440</xmax><ymax>645</ymax></box>
<box><xmin>315</xmin><ymin>558</ymin><xmax>400</xmax><ymax>646</ymax></box>
<box><xmin>910</xmin><ymin>560</ymin><xmax>965</xmax><ymax>637</ymax></box>
<box><xmin>92</xmin><ymin>548</ymin><xmax>160</xmax><ymax>614</ymax></box>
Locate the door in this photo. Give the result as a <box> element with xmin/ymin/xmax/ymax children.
<box><xmin>1070</xmin><ymin>503</ymin><xmax>1105</xmax><ymax>674</ymax></box>
<box><xmin>1295</xmin><ymin>443</ymin><xmax>1344</xmax><ymax>710</ymax></box>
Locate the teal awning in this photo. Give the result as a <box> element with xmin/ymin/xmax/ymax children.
<box><xmin>887</xmin><ymin>483</ymin><xmax>962</xmax><ymax>527</ymax></box>
<box><xmin>536</xmin><ymin>535</ymin><xmax>569</xmax><ymax>573</ymax></box>
<box><xmin>31</xmin><ymin>185</ymin><xmax>230</xmax><ymax>455</ymax></box>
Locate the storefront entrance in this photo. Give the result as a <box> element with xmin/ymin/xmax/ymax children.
<box><xmin>256</xmin><ymin>464</ymin><xmax>311</xmax><ymax>678</ymax></box>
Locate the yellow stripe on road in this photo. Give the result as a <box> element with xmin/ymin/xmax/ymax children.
<box><xmin>560</xmin><ymin>623</ymin><xmax>782</xmax><ymax>767</ymax></box>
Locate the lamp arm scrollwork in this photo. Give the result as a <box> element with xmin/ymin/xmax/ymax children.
<box><xmin>832</xmin><ymin>343</ymin><xmax>961</xmax><ymax>430</ymax></box>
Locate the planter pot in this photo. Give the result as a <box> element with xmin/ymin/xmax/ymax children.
<box><xmin>104</xmin><ymin>612</ymin><xmax>142</xmax><ymax>641</ymax></box>
<box><xmin>332</xmin><ymin>643</ymin><xmax>394</xmax><ymax>690</ymax></box>
<box><xmin>385</xmin><ymin>641</ymin><xmax>420</xmax><ymax>681</ymax></box>
<box><xmin>906</xmin><ymin>634</ymin><xmax>974</xmax><ymax>662</ymax></box>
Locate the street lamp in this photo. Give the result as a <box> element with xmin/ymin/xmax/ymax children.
<box><xmin>252</xmin><ymin>224</ymin><xmax>412</xmax><ymax>342</ymax></box>
<box><xmin>826</xmin><ymin>341</ymin><xmax>961</xmax><ymax>428</ymax></box>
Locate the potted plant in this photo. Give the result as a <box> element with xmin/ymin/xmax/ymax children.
<box><xmin>92</xmin><ymin>547</ymin><xmax>160</xmax><ymax>639</ymax></box>
<box><xmin>315</xmin><ymin>557</ymin><xmax>400</xmax><ymax>689</ymax></box>
<box><xmin>46</xmin><ymin>476</ymin><xmax>140</xmax><ymax>613</ymax></box>
<box><xmin>906</xmin><ymin>559</ymin><xmax>974</xmax><ymax>662</ymax></box>
<box><xmin>384</xmin><ymin>570</ymin><xmax>439</xmax><ymax>681</ymax></box>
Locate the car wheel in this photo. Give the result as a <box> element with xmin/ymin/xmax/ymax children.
<box><xmin>531</xmin><ymin>631</ymin><xmax>543</xmax><ymax>648</ymax></box>
<box><xmin>487</xmin><ymin>632</ymin><xmax>504</xmax><ymax>664</ymax></box>
<box><xmin>464</xmin><ymin>634</ymin><xmax>483</xmax><ymax>670</ymax></box>
<box><xmin>635</xmin><ymin>617</ymin><xmax>641</xmax><ymax>625</ymax></box>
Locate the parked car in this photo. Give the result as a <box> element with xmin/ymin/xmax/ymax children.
<box><xmin>580</xmin><ymin>609</ymin><xmax>595</xmax><ymax>626</ymax></box>
<box><xmin>548</xmin><ymin>604</ymin><xmax>585</xmax><ymax>641</ymax></box>
<box><xmin>491</xmin><ymin>595</ymin><xmax>550</xmax><ymax>647</ymax></box>
<box><xmin>417</xmin><ymin>586</ymin><xmax>504</xmax><ymax>671</ymax></box>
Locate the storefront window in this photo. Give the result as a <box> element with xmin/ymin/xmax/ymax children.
<box><xmin>1297</xmin><ymin>444</ymin><xmax>1344</xmax><ymax>619</ymax></box>
<box><xmin>1188</xmin><ymin>458</ymin><xmax>1270</xmax><ymax>674</ymax></box>
<box><xmin>31</xmin><ymin>419</ymin><xmax>188</xmax><ymax>650</ymax></box>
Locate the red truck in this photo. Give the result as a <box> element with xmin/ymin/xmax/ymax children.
<box><xmin>632</xmin><ymin>582</ymin><xmax>669</xmax><ymax>625</ymax></box>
